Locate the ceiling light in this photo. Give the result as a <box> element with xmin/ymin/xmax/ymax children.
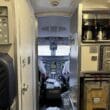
<box><xmin>49</xmin><ymin>0</ymin><xmax>61</xmax><ymax>6</ymax></box>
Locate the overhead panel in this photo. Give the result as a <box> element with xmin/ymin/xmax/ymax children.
<box><xmin>0</xmin><ymin>6</ymin><xmax>9</xmax><ymax>44</ymax></box>
<box><xmin>38</xmin><ymin>16</ymin><xmax>70</xmax><ymax>37</ymax></box>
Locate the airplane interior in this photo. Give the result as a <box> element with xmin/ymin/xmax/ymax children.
<box><xmin>0</xmin><ymin>0</ymin><xmax>110</xmax><ymax>110</ymax></box>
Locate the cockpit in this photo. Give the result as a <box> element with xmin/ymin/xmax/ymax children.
<box><xmin>38</xmin><ymin>16</ymin><xmax>78</xmax><ymax>110</ymax></box>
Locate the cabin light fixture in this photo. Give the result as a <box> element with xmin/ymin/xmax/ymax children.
<box><xmin>49</xmin><ymin>0</ymin><xmax>61</xmax><ymax>6</ymax></box>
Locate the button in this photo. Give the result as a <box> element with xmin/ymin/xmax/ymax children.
<box><xmin>3</xmin><ymin>23</ymin><xmax>7</xmax><ymax>27</ymax></box>
<box><xmin>4</xmin><ymin>39</ymin><xmax>8</xmax><ymax>43</ymax></box>
<box><xmin>91</xmin><ymin>56</ymin><xmax>97</xmax><ymax>61</ymax></box>
<box><xmin>4</xmin><ymin>34</ymin><xmax>8</xmax><ymax>38</ymax></box>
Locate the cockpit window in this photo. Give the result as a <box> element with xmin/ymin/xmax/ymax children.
<box><xmin>38</xmin><ymin>45</ymin><xmax>50</xmax><ymax>56</ymax></box>
<box><xmin>56</xmin><ymin>45</ymin><xmax>70</xmax><ymax>56</ymax></box>
<box><xmin>38</xmin><ymin>45</ymin><xmax>70</xmax><ymax>56</ymax></box>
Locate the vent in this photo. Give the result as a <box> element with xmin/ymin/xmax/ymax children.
<box><xmin>42</xmin><ymin>26</ymin><xmax>66</xmax><ymax>32</ymax></box>
<box><xmin>49</xmin><ymin>0</ymin><xmax>61</xmax><ymax>6</ymax></box>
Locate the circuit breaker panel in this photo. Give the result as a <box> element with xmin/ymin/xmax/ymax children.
<box><xmin>0</xmin><ymin>6</ymin><xmax>9</xmax><ymax>44</ymax></box>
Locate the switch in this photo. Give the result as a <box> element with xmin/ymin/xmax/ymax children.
<box><xmin>4</xmin><ymin>34</ymin><xmax>7</xmax><ymax>38</ymax></box>
<box><xmin>3</xmin><ymin>23</ymin><xmax>7</xmax><ymax>27</ymax></box>
<box><xmin>27</xmin><ymin>56</ymin><xmax>31</xmax><ymax>64</ymax></box>
<box><xmin>91</xmin><ymin>56</ymin><xmax>97</xmax><ymax>61</ymax></box>
<box><xmin>4</xmin><ymin>39</ymin><xmax>8</xmax><ymax>43</ymax></box>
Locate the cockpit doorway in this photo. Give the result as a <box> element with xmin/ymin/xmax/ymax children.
<box><xmin>37</xmin><ymin>16</ymin><xmax>79</xmax><ymax>110</ymax></box>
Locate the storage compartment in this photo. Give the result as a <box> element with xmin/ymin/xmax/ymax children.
<box><xmin>81</xmin><ymin>46</ymin><xmax>99</xmax><ymax>72</ymax></box>
<box><xmin>83</xmin><ymin>78</ymin><xmax>110</xmax><ymax>110</ymax></box>
<box><xmin>100</xmin><ymin>45</ymin><xmax>110</xmax><ymax>71</ymax></box>
<box><xmin>82</xmin><ymin>11</ymin><xmax>110</xmax><ymax>43</ymax></box>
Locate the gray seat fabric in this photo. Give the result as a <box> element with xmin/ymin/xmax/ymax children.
<box><xmin>0</xmin><ymin>53</ymin><xmax>16</xmax><ymax>109</ymax></box>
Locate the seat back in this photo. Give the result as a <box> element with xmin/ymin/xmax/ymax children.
<box><xmin>0</xmin><ymin>53</ymin><xmax>16</xmax><ymax>109</ymax></box>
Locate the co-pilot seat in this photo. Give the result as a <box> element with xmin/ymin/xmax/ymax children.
<box><xmin>0</xmin><ymin>53</ymin><xmax>16</xmax><ymax>110</ymax></box>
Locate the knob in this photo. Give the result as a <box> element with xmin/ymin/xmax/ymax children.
<box><xmin>22</xmin><ymin>84</ymin><xmax>29</xmax><ymax>95</ymax></box>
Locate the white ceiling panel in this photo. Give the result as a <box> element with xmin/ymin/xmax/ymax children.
<box><xmin>30</xmin><ymin>0</ymin><xmax>110</xmax><ymax>16</ymax></box>
<box><xmin>30</xmin><ymin>0</ymin><xmax>80</xmax><ymax>16</ymax></box>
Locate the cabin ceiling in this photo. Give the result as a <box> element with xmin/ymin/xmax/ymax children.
<box><xmin>30</xmin><ymin>0</ymin><xmax>110</xmax><ymax>16</ymax></box>
<box><xmin>82</xmin><ymin>0</ymin><xmax>110</xmax><ymax>10</ymax></box>
<box><xmin>30</xmin><ymin>0</ymin><xmax>80</xmax><ymax>16</ymax></box>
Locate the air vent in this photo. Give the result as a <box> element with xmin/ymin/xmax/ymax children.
<box><xmin>49</xmin><ymin>0</ymin><xmax>61</xmax><ymax>6</ymax></box>
<box><xmin>42</xmin><ymin>26</ymin><xmax>66</xmax><ymax>32</ymax></box>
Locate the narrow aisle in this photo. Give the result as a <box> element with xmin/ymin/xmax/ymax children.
<box><xmin>40</xmin><ymin>97</ymin><xmax>63</xmax><ymax>110</ymax></box>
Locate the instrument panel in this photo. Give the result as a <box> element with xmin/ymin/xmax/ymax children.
<box><xmin>39</xmin><ymin>56</ymin><xmax>69</xmax><ymax>78</ymax></box>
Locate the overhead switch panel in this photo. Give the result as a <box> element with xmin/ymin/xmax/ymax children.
<box><xmin>0</xmin><ymin>6</ymin><xmax>9</xmax><ymax>44</ymax></box>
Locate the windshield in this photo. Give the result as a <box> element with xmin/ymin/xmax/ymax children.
<box><xmin>38</xmin><ymin>45</ymin><xmax>70</xmax><ymax>56</ymax></box>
